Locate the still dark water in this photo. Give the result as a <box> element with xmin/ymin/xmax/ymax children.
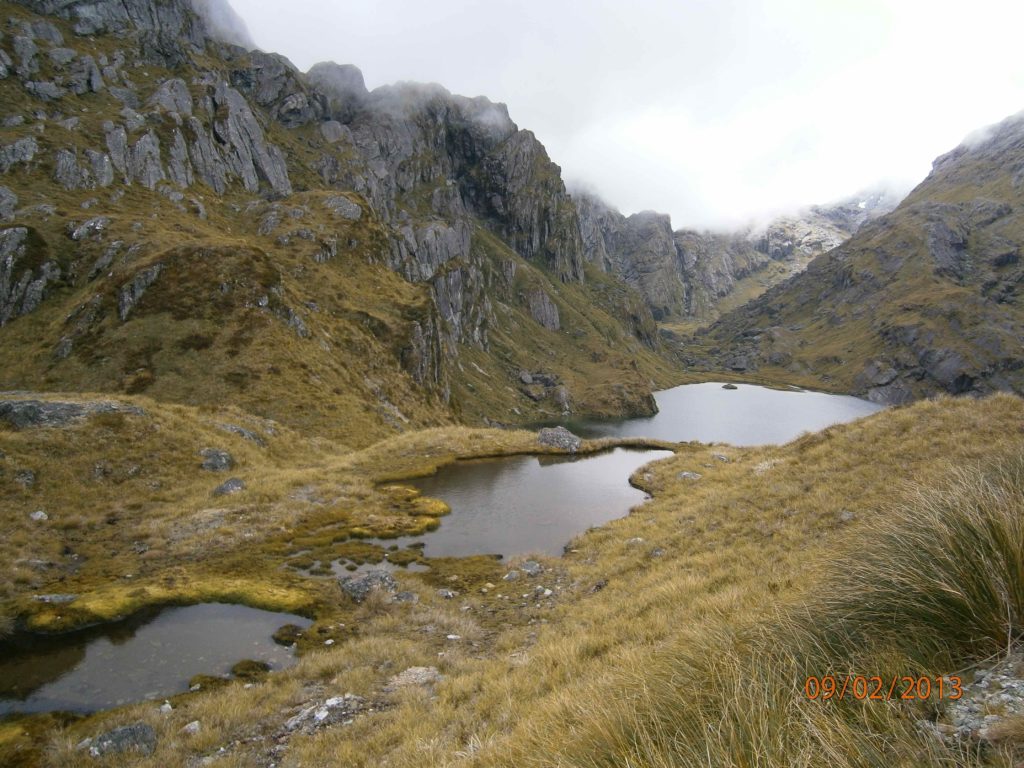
<box><xmin>382</xmin><ymin>382</ymin><xmax>881</xmax><ymax>559</ymax></box>
<box><xmin>0</xmin><ymin>603</ymin><xmax>311</xmax><ymax>715</ymax></box>
<box><xmin>374</xmin><ymin>448</ymin><xmax>673</xmax><ymax>559</ymax></box>
<box><xmin>1</xmin><ymin>383</ymin><xmax>878</xmax><ymax>716</ymax></box>
<box><xmin>564</xmin><ymin>382</ymin><xmax>882</xmax><ymax>445</ymax></box>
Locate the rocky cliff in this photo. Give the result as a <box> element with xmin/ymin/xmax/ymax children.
<box><xmin>0</xmin><ymin>0</ymin><xmax>673</xmax><ymax>445</ymax></box>
<box><xmin>575</xmin><ymin>189</ymin><xmax>895</xmax><ymax>326</ymax></box>
<box><xmin>693</xmin><ymin>111</ymin><xmax>1024</xmax><ymax>403</ymax></box>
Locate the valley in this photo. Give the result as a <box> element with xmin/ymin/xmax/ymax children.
<box><xmin>0</xmin><ymin>0</ymin><xmax>1022</xmax><ymax>766</ymax></box>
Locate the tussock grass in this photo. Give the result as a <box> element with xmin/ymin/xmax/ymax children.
<box><xmin>7</xmin><ymin>394</ymin><xmax>1023</xmax><ymax>768</ymax></box>
<box><xmin>820</xmin><ymin>457</ymin><xmax>1024</xmax><ymax>664</ymax></box>
<box><xmin>493</xmin><ymin>412</ymin><xmax>1024</xmax><ymax>768</ymax></box>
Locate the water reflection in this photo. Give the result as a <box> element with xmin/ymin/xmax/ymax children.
<box><xmin>562</xmin><ymin>382</ymin><xmax>883</xmax><ymax>445</ymax></box>
<box><xmin>370</xmin><ymin>448</ymin><xmax>672</xmax><ymax>559</ymax></box>
<box><xmin>0</xmin><ymin>603</ymin><xmax>312</xmax><ymax>715</ymax></box>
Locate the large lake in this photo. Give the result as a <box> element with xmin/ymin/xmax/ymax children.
<box><xmin>562</xmin><ymin>382</ymin><xmax>883</xmax><ymax>445</ymax></box>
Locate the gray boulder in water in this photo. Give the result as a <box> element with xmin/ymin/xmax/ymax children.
<box><xmin>537</xmin><ymin>426</ymin><xmax>582</xmax><ymax>453</ymax></box>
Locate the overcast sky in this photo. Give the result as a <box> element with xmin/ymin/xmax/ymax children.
<box><xmin>230</xmin><ymin>0</ymin><xmax>1024</xmax><ymax>231</ymax></box>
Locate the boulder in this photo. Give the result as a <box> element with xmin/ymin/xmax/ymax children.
<box><xmin>32</xmin><ymin>593</ymin><xmax>77</xmax><ymax>603</ymax></box>
<box><xmin>537</xmin><ymin>426</ymin><xmax>581</xmax><ymax>453</ymax></box>
<box><xmin>339</xmin><ymin>569</ymin><xmax>397</xmax><ymax>602</ymax></box>
<box><xmin>323</xmin><ymin>195</ymin><xmax>361</xmax><ymax>221</ymax></box>
<box><xmin>88</xmin><ymin>722</ymin><xmax>157</xmax><ymax>758</ymax></box>
<box><xmin>199</xmin><ymin>448</ymin><xmax>234</xmax><ymax>472</ymax></box>
<box><xmin>67</xmin><ymin>54</ymin><xmax>103</xmax><ymax>94</ymax></box>
<box><xmin>0</xmin><ymin>137</ymin><xmax>38</xmax><ymax>172</ymax></box>
<box><xmin>69</xmin><ymin>217</ymin><xmax>111</xmax><ymax>241</ymax></box>
<box><xmin>25</xmin><ymin>80</ymin><xmax>65</xmax><ymax>100</ymax></box>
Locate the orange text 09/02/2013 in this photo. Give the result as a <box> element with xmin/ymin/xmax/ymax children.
<box><xmin>804</xmin><ymin>675</ymin><xmax>963</xmax><ymax>702</ymax></box>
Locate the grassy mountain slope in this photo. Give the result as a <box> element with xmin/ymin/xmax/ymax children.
<box><xmin>0</xmin><ymin>0</ymin><xmax>676</xmax><ymax>447</ymax></box>
<box><xmin>689</xmin><ymin>111</ymin><xmax>1024</xmax><ymax>403</ymax></box>
<box><xmin>4</xmin><ymin>393</ymin><xmax>1021</xmax><ymax>766</ymax></box>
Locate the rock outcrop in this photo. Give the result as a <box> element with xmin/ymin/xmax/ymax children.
<box><xmin>574</xmin><ymin>188</ymin><xmax>898</xmax><ymax>324</ymax></box>
<box><xmin>0</xmin><ymin>0</ymin><xmax>669</xmax><ymax>442</ymax></box>
<box><xmin>698</xmin><ymin>111</ymin><xmax>1024</xmax><ymax>402</ymax></box>
<box><xmin>0</xmin><ymin>227</ymin><xmax>61</xmax><ymax>326</ymax></box>
<box><xmin>0</xmin><ymin>398</ymin><xmax>143</xmax><ymax>428</ymax></box>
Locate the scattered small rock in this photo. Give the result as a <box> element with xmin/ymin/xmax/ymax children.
<box><xmin>502</xmin><ymin>570</ymin><xmax>520</xmax><ymax>581</ymax></box>
<box><xmin>520</xmin><ymin>560</ymin><xmax>543</xmax><ymax>577</ymax></box>
<box><xmin>88</xmin><ymin>722</ymin><xmax>156</xmax><ymax>758</ymax></box>
<box><xmin>722</xmin><ymin>383</ymin><xmax>738</xmax><ymax>390</ymax></box>
<box><xmin>626</xmin><ymin>537</ymin><xmax>645</xmax><ymax>546</ymax></box>
<box><xmin>29</xmin><ymin>510</ymin><xmax>48</xmax><ymax>522</ymax></box>
<box><xmin>32</xmin><ymin>593</ymin><xmax>76</xmax><ymax>604</ymax></box>
<box><xmin>159</xmin><ymin>701</ymin><xmax>172</xmax><ymax>714</ymax></box>
<box><xmin>217</xmin><ymin>422</ymin><xmax>267</xmax><ymax>447</ymax></box>
<box><xmin>589</xmin><ymin>579</ymin><xmax>608</xmax><ymax>593</ymax></box>
<box><xmin>677</xmin><ymin>471</ymin><xmax>702</xmax><ymax>480</ymax></box>
<box><xmin>437</xmin><ymin>588</ymin><xmax>457</xmax><ymax>599</ymax></box>
<box><xmin>384</xmin><ymin>666</ymin><xmax>442</xmax><ymax>691</ymax></box>
<box><xmin>68</xmin><ymin>216</ymin><xmax>110</xmax><ymax>241</ymax></box>
<box><xmin>284</xmin><ymin>693</ymin><xmax>365</xmax><ymax>733</ymax></box>
<box><xmin>838</xmin><ymin>510</ymin><xmax>855</xmax><ymax>523</ymax></box>
<box><xmin>927</xmin><ymin>649</ymin><xmax>1024</xmax><ymax>745</ymax></box>
<box><xmin>14</xmin><ymin>469</ymin><xmax>35</xmax><ymax>488</ymax></box>
<box><xmin>212</xmin><ymin>477</ymin><xmax>245</xmax><ymax>496</ymax></box>
<box><xmin>712</xmin><ymin>454</ymin><xmax>730</xmax><ymax>462</ymax></box>
<box><xmin>181</xmin><ymin>720</ymin><xmax>201</xmax><ymax>736</ymax></box>
<box><xmin>393</xmin><ymin>591</ymin><xmax>419</xmax><ymax>604</ymax></box>
<box><xmin>650</xmin><ymin>547</ymin><xmax>666</xmax><ymax>558</ymax></box>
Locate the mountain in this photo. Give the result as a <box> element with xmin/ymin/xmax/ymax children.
<box><xmin>0</xmin><ymin>0</ymin><xmax>676</xmax><ymax>447</ymax></box>
<box><xmin>574</xmin><ymin>187</ymin><xmax>899</xmax><ymax>329</ymax></box>
<box><xmin>691</xmin><ymin>112</ymin><xmax>1024</xmax><ymax>404</ymax></box>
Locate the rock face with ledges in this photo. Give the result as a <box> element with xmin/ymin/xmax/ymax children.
<box><xmin>575</xmin><ymin>187</ymin><xmax>899</xmax><ymax>324</ymax></box>
<box><xmin>0</xmin><ymin>0</ymin><xmax>671</xmax><ymax>441</ymax></box>
<box><xmin>0</xmin><ymin>227</ymin><xmax>61</xmax><ymax>325</ymax></box>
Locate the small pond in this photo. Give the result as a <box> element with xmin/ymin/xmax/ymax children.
<box><xmin>561</xmin><ymin>382</ymin><xmax>883</xmax><ymax>445</ymax></box>
<box><xmin>370</xmin><ymin>447</ymin><xmax>673</xmax><ymax>559</ymax></box>
<box><xmin>0</xmin><ymin>603</ymin><xmax>312</xmax><ymax>715</ymax></box>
